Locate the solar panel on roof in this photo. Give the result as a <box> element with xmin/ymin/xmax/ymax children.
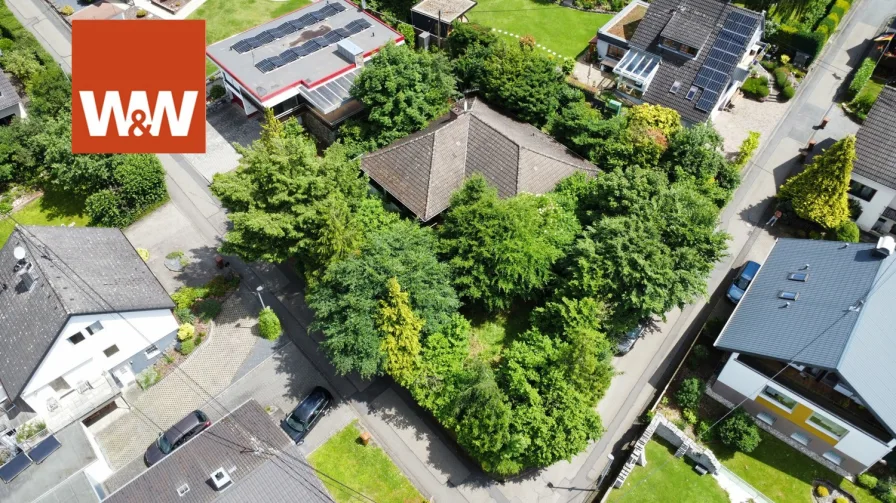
<box><xmin>0</xmin><ymin>452</ymin><xmax>31</xmax><ymax>483</ymax></box>
<box><xmin>256</xmin><ymin>59</ymin><xmax>279</xmax><ymax>73</ymax></box>
<box><xmin>324</xmin><ymin>31</ymin><xmax>345</xmax><ymax>44</ymax></box>
<box><xmin>332</xmin><ymin>2</ymin><xmax>347</xmax><ymax>11</ymax></box>
<box><xmin>28</xmin><ymin>435</ymin><xmax>61</xmax><ymax>464</ymax></box>
<box><xmin>231</xmin><ymin>3</ymin><xmax>348</xmax><ymax>53</ymax></box>
<box><xmin>695</xmin><ymin>90</ymin><xmax>719</xmax><ymax>112</ymax></box>
<box><xmin>232</xmin><ymin>40</ymin><xmax>253</xmax><ymax>54</ymax></box>
<box><xmin>690</xmin><ymin>9</ymin><xmax>759</xmax><ymax>112</ymax></box>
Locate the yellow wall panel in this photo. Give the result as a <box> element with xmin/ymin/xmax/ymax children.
<box><xmin>755</xmin><ymin>396</ymin><xmax>838</xmax><ymax>446</ymax></box>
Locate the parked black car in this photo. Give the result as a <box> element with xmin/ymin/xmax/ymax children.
<box><xmin>280</xmin><ymin>386</ymin><xmax>332</xmax><ymax>445</ymax></box>
<box><xmin>144</xmin><ymin>410</ymin><xmax>210</xmax><ymax>466</ymax></box>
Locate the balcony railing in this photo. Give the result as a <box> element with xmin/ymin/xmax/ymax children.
<box><xmin>737</xmin><ymin>355</ymin><xmax>892</xmax><ymax>443</ymax></box>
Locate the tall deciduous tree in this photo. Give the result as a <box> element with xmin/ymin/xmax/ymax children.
<box><xmin>350</xmin><ymin>42</ymin><xmax>456</xmax><ymax>145</ymax></box>
<box><xmin>378</xmin><ymin>277</ymin><xmax>424</xmax><ymax>387</ymax></box>
<box><xmin>778</xmin><ymin>135</ymin><xmax>855</xmax><ymax>229</ymax></box>
<box><xmin>438</xmin><ymin>175</ymin><xmax>579</xmax><ymax>312</ymax></box>
<box><xmin>307</xmin><ymin>220</ymin><xmax>459</xmax><ymax>378</ymax></box>
<box><xmin>660</xmin><ymin>122</ymin><xmax>740</xmax><ymax>206</ymax></box>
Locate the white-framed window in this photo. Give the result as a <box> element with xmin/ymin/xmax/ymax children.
<box><xmin>85</xmin><ymin>321</ymin><xmax>103</xmax><ymax>335</ymax></box>
<box><xmin>806</xmin><ymin>412</ymin><xmax>848</xmax><ymax>440</ymax></box>
<box><xmin>761</xmin><ymin>386</ymin><xmax>797</xmax><ymax>412</ymax></box>
<box><xmin>757</xmin><ymin>412</ymin><xmax>776</xmax><ymax>425</ymax></box>
<box><xmin>144</xmin><ymin>345</ymin><xmax>161</xmax><ymax>359</ymax></box>
<box><xmin>790</xmin><ymin>431</ymin><xmax>810</xmax><ymax>446</ymax></box>
<box><xmin>823</xmin><ymin>451</ymin><xmax>843</xmax><ymax>466</ymax></box>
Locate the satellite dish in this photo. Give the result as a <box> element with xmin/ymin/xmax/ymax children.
<box><xmin>13</xmin><ymin>246</ymin><xmax>26</xmax><ymax>260</ymax></box>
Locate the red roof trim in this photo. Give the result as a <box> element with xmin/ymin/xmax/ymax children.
<box><xmin>205</xmin><ymin>0</ymin><xmax>404</xmax><ymax>104</ymax></box>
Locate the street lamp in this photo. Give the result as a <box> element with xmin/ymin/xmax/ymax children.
<box><xmin>255</xmin><ymin>285</ymin><xmax>265</xmax><ymax>309</ymax></box>
<box><xmin>596</xmin><ymin>454</ymin><xmax>615</xmax><ymax>489</ymax></box>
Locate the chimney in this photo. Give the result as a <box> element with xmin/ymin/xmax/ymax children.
<box><xmin>450</xmin><ymin>99</ymin><xmax>471</xmax><ymax>120</ymax></box>
<box><xmin>209</xmin><ymin>468</ymin><xmax>233</xmax><ymax>492</ymax></box>
<box><xmin>874</xmin><ymin>235</ymin><xmax>896</xmax><ymax>258</ymax></box>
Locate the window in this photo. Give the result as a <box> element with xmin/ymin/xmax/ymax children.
<box><xmin>823</xmin><ymin>451</ymin><xmax>843</xmax><ymax>466</ymax></box>
<box><xmin>807</xmin><ymin>412</ymin><xmax>848</xmax><ymax>439</ymax></box>
<box><xmin>68</xmin><ymin>333</ymin><xmax>86</xmax><ymax>345</ymax></box>
<box><xmin>660</xmin><ymin>38</ymin><xmax>698</xmax><ymax>57</ymax></box>
<box><xmin>144</xmin><ymin>345</ymin><xmax>160</xmax><ymax>359</ymax></box>
<box><xmin>788</xmin><ymin>273</ymin><xmax>809</xmax><ymax>282</ymax></box>
<box><xmin>778</xmin><ymin>291</ymin><xmax>799</xmax><ymax>301</ymax></box>
<box><xmin>790</xmin><ymin>431</ymin><xmax>811</xmax><ymax>446</ymax></box>
<box><xmin>849</xmin><ymin>180</ymin><xmax>878</xmax><ymax>201</ymax></box>
<box><xmin>761</xmin><ymin>386</ymin><xmax>797</xmax><ymax>411</ymax></box>
<box><xmin>103</xmin><ymin>345</ymin><xmax>120</xmax><ymax>358</ymax></box>
<box><xmin>607</xmin><ymin>44</ymin><xmax>626</xmax><ymax>60</ymax></box>
<box><xmin>686</xmin><ymin>86</ymin><xmax>698</xmax><ymax>100</ymax></box>
<box><xmin>757</xmin><ymin>412</ymin><xmax>776</xmax><ymax>425</ymax></box>
<box><xmin>85</xmin><ymin>321</ymin><xmax>103</xmax><ymax>335</ymax></box>
<box><xmin>670</xmin><ymin>81</ymin><xmax>682</xmax><ymax>93</ymax></box>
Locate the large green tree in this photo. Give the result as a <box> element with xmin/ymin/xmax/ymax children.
<box><xmin>438</xmin><ymin>175</ymin><xmax>580</xmax><ymax>312</ymax></box>
<box><xmin>378</xmin><ymin>277</ymin><xmax>424</xmax><ymax>387</ymax></box>
<box><xmin>350</xmin><ymin>42</ymin><xmax>456</xmax><ymax>145</ymax></box>
<box><xmin>660</xmin><ymin>122</ymin><xmax>740</xmax><ymax>206</ymax></box>
<box><xmin>211</xmin><ymin>111</ymin><xmax>375</xmax><ymax>277</ymax></box>
<box><xmin>307</xmin><ymin>220</ymin><xmax>459</xmax><ymax>378</ymax></box>
<box><xmin>779</xmin><ymin>135</ymin><xmax>855</xmax><ymax>229</ymax></box>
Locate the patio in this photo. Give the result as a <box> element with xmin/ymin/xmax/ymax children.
<box><xmin>42</xmin><ymin>373</ymin><xmax>119</xmax><ymax>433</ymax></box>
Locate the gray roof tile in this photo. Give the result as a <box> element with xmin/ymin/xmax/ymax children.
<box><xmin>714</xmin><ymin>238</ymin><xmax>896</xmax><ymax>434</ymax></box>
<box><xmin>361</xmin><ymin>100</ymin><xmax>596</xmax><ymax>221</ymax></box>
<box><xmin>853</xmin><ymin>86</ymin><xmax>896</xmax><ymax>189</ymax></box>
<box><xmin>0</xmin><ymin>69</ymin><xmax>22</xmax><ymax>112</ymax></box>
<box><xmin>0</xmin><ymin>226</ymin><xmax>173</xmax><ymax>399</ymax></box>
<box><xmin>106</xmin><ymin>400</ymin><xmax>331</xmax><ymax>503</ymax></box>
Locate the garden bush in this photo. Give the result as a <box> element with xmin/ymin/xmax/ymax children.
<box><xmin>734</xmin><ymin>131</ymin><xmax>761</xmax><ymax>169</ymax></box>
<box><xmin>59</xmin><ymin>5</ymin><xmax>74</xmax><ymax>15</ymax></box>
<box><xmin>683</xmin><ymin>409</ymin><xmax>697</xmax><ymax>425</ymax></box>
<box><xmin>194</xmin><ymin>298</ymin><xmax>222</xmax><ymax>321</ymax></box>
<box><xmin>397</xmin><ymin>22</ymin><xmax>415</xmax><ymax>46</ymax></box>
<box><xmin>177</xmin><ymin>323</ymin><xmax>195</xmax><ymax>341</ymax></box>
<box><xmin>816</xmin><ymin>485</ymin><xmax>830</xmax><ymax>497</ymax></box>
<box><xmin>832</xmin><ymin>220</ymin><xmax>859</xmax><ymax>243</ymax></box>
<box><xmin>675</xmin><ymin>377</ymin><xmax>704</xmax><ymax>411</ymax></box>
<box><xmin>136</xmin><ymin>367</ymin><xmax>161</xmax><ymax>389</ymax></box>
<box><xmin>209</xmin><ymin>84</ymin><xmax>225</xmax><ymax>101</ymax></box>
<box><xmin>834</xmin><ymin>497</ymin><xmax>848</xmax><ymax>503</ymax></box>
<box><xmin>171</xmin><ymin>286</ymin><xmax>209</xmax><ymax>310</ymax></box>
<box><xmin>858</xmin><ymin>473</ymin><xmax>878</xmax><ymax>490</ymax></box>
<box><xmin>258</xmin><ymin>306</ymin><xmax>282</xmax><ymax>340</ymax></box>
<box><xmin>174</xmin><ymin>307</ymin><xmax>195</xmax><ymax>324</ymax></box>
<box><xmin>774</xmin><ymin>68</ymin><xmax>789</xmax><ymax>88</ymax></box>
<box><xmin>696</xmin><ymin>420</ymin><xmax>711</xmax><ymax>439</ymax></box>
<box><xmin>136</xmin><ymin>8</ymin><xmax>147</xmax><ymax>18</ymax></box>
<box><xmin>741</xmin><ymin>77</ymin><xmax>769</xmax><ymax>98</ymax></box>
<box><xmin>205</xmin><ymin>275</ymin><xmax>239</xmax><ymax>297</ymax></box>
<box><xmin>720</xmin><ymin>410</ymin><xmax>761</xmax><ymax>453</ymax></box>
<box><xmin>179</xmin><ymin>337</ymin><xmax>196</xmax><ymax>355</ymax></box>
<box><xmin>850</xmin><ymin>90</ymin><xmax>877</xmax><ymax>118</ymax></box>
<box><xmin>848</xmin><ymin>57</ymin><xmax>876</xmax><ymax>100</ymax></box>
<box><xmin>15</xmin><ymin>420</ymin><xmax>46</xmax><ymax>443</ymax></box>
<box><xmin>781</xmin><ymin>85</ymin><xmax>795</xmax><ymax>101</ymax></box>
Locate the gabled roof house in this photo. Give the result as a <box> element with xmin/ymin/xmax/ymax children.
<box><xmin>361</xmin><ymin>99</ymin><xmax>596</xmax><ymax>221</ymax></box>
<box><xmin>611</xmin><ymin>0</ymin><xmax>765</xmax><ymax>124</ymax></box>
<box><xmin>845</xmin><ymin>86</ymin><xmax>896</xmax><ymax>234</ymax></box>
<box><xmin>0</xmin><ymin>227</ymin><xmax>178</xmax><ymax>437</ymax></box>
<box><xmin>712</xmin><ymin>237</ymin><xmax>896</xmax><ymax>476</ymax></box>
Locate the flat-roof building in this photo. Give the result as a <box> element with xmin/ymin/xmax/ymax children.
<box><xmin>206</xmin><ymin>0</ymin><xmax>404</xmax><ymax>143</ymax></box>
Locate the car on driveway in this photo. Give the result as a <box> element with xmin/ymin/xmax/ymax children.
<box><xmin>281</xmin><ymin>386</ymin><xmax>333</xmax><ymax>445</ymax></box>
<box><xmin>144</xmin><ymin>410</ymin><xmax>211</xmax><ymax>466</ymax></box>
<box><xmin>727</xmin><ymin>260</ymin><xmax>762</xmax><ymax>303</ymax></box>
<box><xmin>616</xmin><ymin>322</ymin><xmax>648</xmax><ymax>355</ymax></box>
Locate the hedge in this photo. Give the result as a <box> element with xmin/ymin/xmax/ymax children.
<box><xmin>742</xmin><ymin>76</ymin><xmax>769</xmax><ymax>98</ymax></box>
<box><xmin>773</xmin><ymin>25</ymin><xmax>827</xmax><ymax>61</ymax></box>
<box><xmin>848</xmin><ymin>57</ymin><xmax>876</xmax><ymax>100</ymax></box>
<box><xmin>773</xmin><ymin>68</ymin><xmax>789</xmax><ymax>88</ymax></box>
<box><xmin>781</xmin><ymin>85</ymin><xmax>795</xmax><ymax>101</ymax></box>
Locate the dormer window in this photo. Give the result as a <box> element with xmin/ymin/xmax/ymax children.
<box><xmin>661</xmin><ymin>38</ymin><xmax>699</xmax><ymax>58</ymax></box>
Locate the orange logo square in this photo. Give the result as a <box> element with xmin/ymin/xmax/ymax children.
<box><xmin>72</xmin><ymin>20</ymin><xmax>206</xmax><ymax>154</ymax></box>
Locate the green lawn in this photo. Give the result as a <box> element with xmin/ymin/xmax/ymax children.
<box><xmin>608</xmin><ymin>439</ymin><xmax>729</xmax><ymax>503</ymax></box>
<box><xmin>0</xmin><ymin>190</ymin><xmax>89</xmax><ymax>246</ymax></box>
<box><xmin>467</xmin><ymin>0</ymin><xmax>613</xmax><ymax>58</ymax></box>
<box><xmin>709</xmin><ymin>430</ymin><xmax>880</xmax><ymax>503</ymax></box>
<box><xmin>190</xmin><ymin>0</ymin><xmax>311</xmax><ymax>75</ymax></box>
<box><xmin>308</xmin><ymin>422</ymin><xmax>423</xmax><ymax>503</ymax></box>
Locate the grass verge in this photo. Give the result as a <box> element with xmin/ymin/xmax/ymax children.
<box><xmin>309</xmin><ymin>421</ymin><xmax>423</xmax><ymax>503</ymax></box>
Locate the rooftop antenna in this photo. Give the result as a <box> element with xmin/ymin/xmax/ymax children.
<box><xmin>802</xmin><ymin>264</ymin><xmax>810</xmax><ymax>270</ymax></box>
<box><xmin>783</xmin><ymin>302</ymin><xmax>791</xmax><ymax>308</ymax></box>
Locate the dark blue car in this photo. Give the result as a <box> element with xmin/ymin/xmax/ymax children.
<box><xmin>280</xmin><ymin>386</ymin><xmax>332</xmax><ymax>445</ymax></box>
<box><xmin>727</xmin><ymin>260</ymin><xmax>761</xmax><ymax>303</ymax></box>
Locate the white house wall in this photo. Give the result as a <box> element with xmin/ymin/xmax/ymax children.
<box><xmin>849</xmin><ymin>172</ymin><xmax>896</xmax><ymax>231</ymax></box>
<box><xmin>717</xmin><ymin>356</ymin><xmax>893</xmax><ymax>466</ymax></box>
<box><xmin>23</xmin><ymin>310</ymin><xmax>177</xmax><ymax>399</ymax></box>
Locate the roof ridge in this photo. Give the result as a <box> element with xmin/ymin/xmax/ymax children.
<box><xmin>361</xmin><ymin>125</ymin><xmax>445</xmax><ymax>160</ymax></box>
<box><xmin>518</xmin><ymin>145</ymin><xmax>600</xmax><ymax>172</ymax></box>
<box><xmin>835</xmin><ymin>256</ymin><xmax>896</xmax><ymax>369</ymax></box>
<box><xmin>423</xmin><ymin>123</ymin><xmax>443</xmax><ymax>220</ymax></box>
<box><xmin>17</xmin><ymin>227</ymin><xmax>75</xmax><ymax>315</ymax></box>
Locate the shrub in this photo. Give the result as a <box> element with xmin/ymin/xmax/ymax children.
<box><xmin>397</xmin><ymin>22</ymin><xmax>415</xmax><ymax>46</ymax></box>
<box><xmin>15</xmin><ymin>420</ymin><xmax>46</xmax><ymax>442</ymax></box>
<box><xmin>177</xmin><ymin>323</ymin><xmax>195</xmax><ymax>341</ymax></box>
<box><xmin>760</xmin><ymin>59</ymin><xmax>776</xmax><ymax>72</ymax></box>
<box><xmin>850</xmin><ymin>90</ymin><xmax>877</xmax><ymax>117</ymax></box>
<box><xmin>675</xmin><ymin>377</ymin><xmax>704</xmax><ymax>411</ymax></box>
<box><xmin>2</xmin><ymin>49</ymin><xmax>42</xmax><ymax>85</ymax></box>
<box><xmin>174</xmin><ymin>307</ymin><xmax>195</xmax><ymax>324</ymax></box>
<box><xmin>136</xmin><ymin>248</ymin><xmax>150</xmax><ymax>261</ymax></box>
<box><xmin>206</xmin><ymin>275</ymin><xmax>239</xmax><ymax>297</ymax></box>
<box><xmin>209</xmin><ymin>84</ymin><xmax>225</xmax><ymax>101</ymax></box>
<box><xmin>696</xmin><ymin>420</ymin><xmax>711</xmax><ymax>439</ymax></box>
<box><xmin>774</xmin><ymin>68</ymin><xmax>789</xmax><ymax>88</ymax></box>
<box><xmin>85</xmin><ymin>190</ymin><xmax>122</xmax><ymax>227</ymax></box>
<box><xmin>258</xmin><ymin>306</ymin><xmax>282</xmax><ymax>340</ymax></box>
<box><xmin>858</xmin><ymin>473</ymin><xmax>878</xmax><ymax>490</ymax></box>
<box><xmin>683</xmin><ymin>409</ymin><xmax>697</xmax><ymax>425</ymax></box>
<box><xmin>832</xmin><ymin>220</ymin><xmax>859</xmax><ymax>243</ymax></box>
<box><xmin>194</xmin><ymin>298</ymin><xmax>222</xmax><ymax>321</ymax></box>
<box><xmin>136</xmin><ymin>8</ymin><xmax>147</xmax><ymax>18</ymax></box>
<box><xmin>171</xmin><ymin>285</ymin><xmax>208</xmax><ymax>310</ymax></box>
<box><xmin>848</xmin><ymin>57</ymin><xmax>876</xmax><ymax>100</ymax></box>
<box><xmin>136</xmin><ymin>367</ymin><xmax>161</xmax><ymax>389</ymax></box>
<box><xmin>179</xmin><ymin>337</ymin><xmax>195</xmax><ymax>355</ymax></box>
<box><xmin>816</xmin><ymin>485</ymin><xmax>830</xmax><ymax>497</ymax></box>
<box><xmin>734</xmin><ymin>131</ymin><xmax>761</xmax><ymax>169</ymax></box>
<box><xmin>781</xmin><ymin>85</ymin><xmax>796</xmax><ymax>101</ymax></box>
<box><xmin>691</xmin><ymin>344</ymin><xmax>709</xmax><ymax>362</ymax></box>
<box><xmin>848</xmin><ymin>197</ymin><xmax>863</xmax><ymax>220</ymax></box>
<box><xmin>59</xmin><ymin>5</ymin><xmax>74</xmax><ymax>15</ymax></box>
<box><xmin>742</xmin><ymin>76</ymin><xmax>769</xmax><ymax>98</ymax></box>
<box><xmin>720</xmin><ymin>410</ymin><xmax>761</xmax><ymax>452</ymax></box>
<box><xmin>780</xmin><ymin>54</ymin><xmax>791</xmax><ymax>65</ymax></box>
<box><xmin>834</xmin><ymin>498</ymin><xmax>848</xmax><ymax>503</ymax></box>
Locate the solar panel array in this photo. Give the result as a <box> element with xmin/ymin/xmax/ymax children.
<box><xmin>230</xmin><ymin>2</ymin><xmax>347</xmax><ymax>54</ymax></box>
<box><xmin>693</xmin><ymin>10</ymin><xmax>759</xmax><ymax>112</ymax></box>
<box><xmin>255</xmin><ymin>19</ymin><xmax>372</xmax><ymax>74</ymax></box>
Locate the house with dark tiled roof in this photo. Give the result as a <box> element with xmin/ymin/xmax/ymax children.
<box><xmin>360</xmin><ymin>99</ymin><xmax>596</xmax><ymax>222</ymax></box>
<box><xmin>610</xmin><ymin>0</ymin><xmax>765</xmax><ymax>124</ymax></box>
<box><xmin>0</xmin><ymin>68</ymin><xmax>25</xmax><ymax>125</ymax></box>
<box><xmin>105</xmin><ymin>400</ymin><xmax>332</xmax><ymax>503</ymax></box>
<box><xmin>846</xmin><ymin>86</ymin><xmax>896</xmax><ymax>234</ymax></box>
<box><xmin>0</xmin><ymin>226</ymin><xmax>177</xmax><ymax>437</ymax></box>
<box><xmin>711</xmin><ymin>237</ymin><xmax>896</xmax><ymax>476</ymax></box>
